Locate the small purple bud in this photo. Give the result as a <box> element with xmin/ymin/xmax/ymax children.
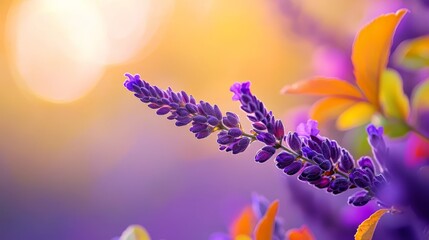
<box><xmin>328</xmin><ymin>177</ymin><xmax>350</xmax><ymax>195</ymax></box>
<box><xmin>319</xmin><ymin>160</ymin><xmax>333</xmax><ymax>171</ymax></box>
<box><xmin>207</xmin><ymin>116</ymin><xmax>220</xmax><ymax>126</ymax></box>
<box><xmin>274</xmin><ymin>120</ymin><xmax>285</xmax><ymax>140</ymax></box>
<box><xmin>196</xmin><ymin>129</ymin><xmax>211</xmax><ymax>139</ymax></box>
<box><xmin>232</xmin><ymin>137</ymin><xmax>250</xmax><ymax>154</ymax></box>
<box><xmin>185</xmin><ymin>103</ymin><xmax>198</xmax><ymax>114</ymax></box>
<box><xmin>284</xmin><ymin>161</ymin><xmax>303</xmax><ymax>175</ymax></box>
<box><xmin>349</xmin><ymin>169</ymin><xmax>372</xmax><ymax>188</ymax></box>
<box><xmin>228</xmin><ymin>128</ymin><xmax>242</xmax><ymax>137</ymax></box>
<box><xmin>321</xmin><ymin>140</ymin><xmax>331</xmax><ymax>160</ymax></box>
<box><xmin>367</xmin><ymin>124</ymin><xmax>388</xmax><ymax>166</ymax></box>
<box><xmin>339</xmin><ymin>150</ymin><xmax>354</xmax><ymax>172</ymax></box>
<box><xmin>223</xmin><ymin>112</ymin><xmax>239</xmax><ymax>128</ymax></box>
<box><xmin>175</xmin><ymin>116</ymin><xmax>192</xmax><ymax>126</ymax></box>
<box><xmin>213</xmin><ymin>105</ymin><xmax>223</xmax><ymax>120</ymax></box>
<box><xmin>299</xmin><ymin>165</ymin><xmax>323</xmax><ymax>181</ymax></box>
<box><xmin>276</xmin><ymin>151</ymin><xmax>296</xmax><ymax>169</ymax></box>
<box><xmin>254</xmin><ymin>111</ymin><xmax>265</xmax><ymax>121</ymax></box>
<box><xmin>287</xmin><ymin>132</ymin><xmax>302</xmax><ymax>152</ymax></box>
<box><xmin>148</xmin><ymin>103</ymin><xmax>160</xmax><ymax>109</ymax></box>
<box><xmin>312</xmin><ymin>155</ymin><xmax>325</xmax><ymax>165</ymax></box>
<box><xmin>308</xmin><ymin>140</ymin><xmax>322</xmax><ymax>154</ymax></box>
<box><xmin>193</xmin><ymin>115</ymin><xmax>207</xmax><ymax>124</ymax></box>
<box><xmin>255</xmin><ymin>146</ymin><xmax>276</xmax><ymax>163</ymax></box>
<box><xmin>358</xmin><ymin>156</ymin><xmax>375</xmax><ymax>174</ymax></box>
<box><xmin>348</xmin><ymin>191</ymin><xmax>372</xmax><ymax>206</ymax></box>
<box><xmin>329</xmin><ymin>141</ymin><xmax>340</xmax><ymax>162</ymax></box>
<box><xmin>190</xmin><ymin>123</ymin><xmax>207</xmax><ymax>133</ymax></box>
<box><xmin>312</xmin><ymin>177</ymin><xmax>331</xmax><ymax>189</ymax></box>
<box><xmin>252</xmin><ymin>122</ymin><xmax>267</xmax><ymax>131</ymax></box>
<box><xmin>256</xmin><ymin>132</ymin><xmax>277</xmax><ymax>145</ymax></box>
<box><xmin>176</xmin><ymin>108</ymin><xmax>189</xmax><ymax>117</ymax></box>
<box><xmin>156</xmin><ymin>107</ymin><xmax>170</xmax><ymax>115</ymax></box>
<box><xmin>302</xmin><ymin>147</ymin><xmax>317</xmax><ymax>159</ymax></box>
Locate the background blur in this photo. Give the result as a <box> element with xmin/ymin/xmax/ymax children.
<box><xmin>0</xmin><ymin>0</ymin><xmax>421</xmax><ymax>239</ymax></box>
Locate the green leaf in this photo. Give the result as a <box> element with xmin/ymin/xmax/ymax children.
<box><xmin>374</xmin><ymin>114</ymin><xmax>410</xmax><ymax>138</ymax></box>
<box><xmin>379</xmin><ymin>69</ymin><xmax>410</xmax><ymax>120</ymax></box>
<box><xmin>355</xmin><ymin>209</ymin><xmax>389</xmax><ymax>240</ymax></box>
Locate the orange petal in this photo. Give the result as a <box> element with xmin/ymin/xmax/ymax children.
<box><xmin>310</xmin><ymin>97</ymin><xmax>357</xmax><ymax>125</ymax></box>
<box><xmin>355</xmin><ymin>209</ymin><xmax>389</xmax><ymax>240</ymax></box>
<box><xmin>352</xmin><ymin>9</ymin><xmax>407</xmax><ymax>107</ymax></box>
<box><xmin>286</xmin><ymin>225</ymin><xmax>315</xmax><ymax>240</ymax></box>
<box><xmin>254</xmin><ymin>200</ymin><xmax>279</xmax><ymax>240</ymax></box>
<box><xmin>336</xmin><ymin>102</ymin><xmax>376</xmax><ymax>130</ymax></box>
<box><xmin>281</xmin><ymin>78</ymin><xmax>363</xmax><ymax>100</ymax></box>
<box><xmin>230</xmin><ymin>206</ymin><xmax>257</xmax><ymax>237</ymax></box>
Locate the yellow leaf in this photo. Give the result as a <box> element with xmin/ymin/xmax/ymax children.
<box><xmin>395</xmin><ymin>35</ymin><xmax>429</xmax><ymax>69</ymax></box>
<box><xmin>281</xmin><ymin>78</ymin><xmax>363</xmax><ymax>99</ymax></box>
<box><xmin>119</xmin><ymin>225</ymin><xmax>151</xmax><ymax>240</ymax></box>
<box><xmin>311</xmin><ymin>97</ymin><xmax>357</xmax><ymax>125</ymax></box>
<box><xmin>412</xmin><ymin>80</ymin><xmax>429</xmax><ymax>111</ymax></box>
<box><xmin>230</xmin><ymin>206</ymin><xmax>257</xmax><ymax>237</ymax></box>
<box><xmin>352</xmin><ymin>9</ymin><xmax>407</xmax><ymax>107</ymax></box>
<box><xmin>337</xmin><ymin>102</ymin><xmax>376</xmax><ymax>130</ymax></box>
<box><xmin>379</xmin><ymin>69</ymin><xmax>410</xmax><ymax>120</ymax></box>
<box><xmin>287</xmin><ymin>225</ymin><xmax>315</xmax><ymax>240</ymax></box>
<box><xmin>254</xmin><ymin>200</ymin><xmax>279</xmax><ymax>240</ymax></box>
<box><xmin>355</xmin><ymin>209</ymin><xmax>389</xmax><ymax>240</ymax></box>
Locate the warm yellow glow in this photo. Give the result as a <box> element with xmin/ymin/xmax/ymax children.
<box><xmin>7</xmin><ymin>0</ymin><xmax>108</xmax><ymax>103</ymax></box>
<box><xmin>95</xmin><ymin>0</ymin><xmax>174</xmax><ymax>64</ymax></box>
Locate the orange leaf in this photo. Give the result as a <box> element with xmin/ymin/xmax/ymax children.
<box><xmin>287</xmin><ymin>225</ymin><xmax>315</xmax><ymax>240</ymax></box>
<box><xmin>281</xmin><ymin>78</ymin><xmax>363</xmax><ymax>100</ymax></box>
<box><xmin>230</xmin><ymin>206</ymin><xmax>257</xmax><ymax>237</ymax></box>
<box><xmin>254</xmin><ymin>200</ymin><xmax>279</xmax><ymax>240</ymax></box>
<box><xmin>355</xmin><ymin>209</ymin><xmax>389</xmax><ymax>240</ymax></box>
<box><xmin>311</xmin><ymin>97</ymin><xmax>357</xmax><ymax>125</ymax></box>
<box><xmin>352</xmin><ymin>9</ymin><xmax>407</xmax><ymax>107</ymax></box>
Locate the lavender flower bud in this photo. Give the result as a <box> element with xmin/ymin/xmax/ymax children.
<box><xmin>232</xmin><ymin>137</ymin><xmax>250</xmax><ymax>154</ymax></box>
<box><xmin>328</xmin><ymin>177</ymin><xmax>350</xmax><ymax>194</ymax></box>
<box><xmin>255</xmin><ymin>146</ymin><xmax>276</xmax><ymax>163</ymax></box>
<box><xmin>329</xmin><ymin>140</ymin><xmax>340</xmax><ymax>162</ymax></box>
<box><xmin>299</xmin><ymin>165</ymin><xmax>323</xmax><ymax>181</ymax></box>
<box><xmin>284</xmin><ymin>161</ymin><xmax>303</xmax><ymax>175</ymax></box>
<box><xmin>349</xmin><ymin>169</ymin><xmax>372</xmax><ymax>188</ymax></box>
<box><xmin>276</xmin><ymin>152</ymin><xmax>296</xmax><ymax>169</ymax></box>
<box><xmin>256</xmin><ymin>132</ymin><xmax>277</xmax><ymax>145</ymax></box>
<box><xmin>223</xmin><ymin>112</ymin><xmax>239</xmax><ymax>128</ymax></box>
<box><xmin>308</xmin><ymin>140</ymin><xmax>322</xmax><ymax>154</ymax></box>
<box><xmin>358</xmin><ymin>156</ymin><xmax>375</xmax><ymax>174</ymax></box>
<box><xmin>274</xmin><ymin>120</ymin><xmax>285</xmax><ymax>140</ymax></box>
<box><xmin>348</xmin><ymin>191</ymin><xmax>372</xmax><ymax>206</ymax></box>
<box><xmin>339</xmin><ymin>150</ymin><xmax>354</xmax><ymax>172</ymax></box>
<box><xmin>311</xmin><ymin>177</ymin><xmax>331</xmax><ymax>189</ymax></box>
<box><xmin>228</xmin><ymin>128</ymin><xmax>242</xmax><ymax>137</ymax></box>
<box><xmin>286</xmin><ymin>132</ymin><xmax>302</xmax><ymax>153</ymax></box>
<box><xmin>319</xmin><ymin>160</ymin><xmax>333</xmax><ymax>171</ymax></box>
<box><xmin>321</xmin><ymin>139</ymin><xmax>331</xmax><ymax>160</ymax></box>
<box><xmin>302</xmin><ymin>147</ymin><xmax>317</xmax><ymax>159</ymax></box>
<box><xmin>252</xmin><ymin>122</ymin><xmax>267</xmax><ymax>131</ymax></box>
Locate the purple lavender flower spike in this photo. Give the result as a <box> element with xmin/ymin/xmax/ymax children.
<box><xmin>124</xmin><ymin>75</ymin><xmax>384</xmax><ymax>207</ymax></box>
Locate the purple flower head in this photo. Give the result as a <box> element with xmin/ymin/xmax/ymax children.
<box><xmin>296</xmin><ymin>119</ymin><xmax>320</xmax><ymax>137</ymax></box>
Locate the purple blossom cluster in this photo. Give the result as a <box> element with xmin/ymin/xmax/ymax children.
<box><xmin>124</xmin><ymin>73</ymin><xmax>389</xmax><ymax>207</ymax></box>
